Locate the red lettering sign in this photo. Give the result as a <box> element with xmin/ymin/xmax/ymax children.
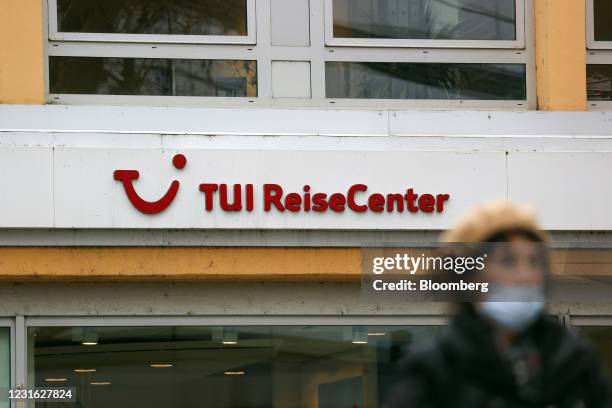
<box><xmin>114</xmin><ymin>154</ymin><xmax>450</xmax><ymax>215</ymax></box>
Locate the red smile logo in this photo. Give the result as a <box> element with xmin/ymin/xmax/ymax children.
<box><xmin>114</xmin><ymin>154</ymin><xmax>187</xmax><ymax>214</ymax></box>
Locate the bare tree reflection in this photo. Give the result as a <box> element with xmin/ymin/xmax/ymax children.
<box><xmin>57</xmin><ymin>0</ymin><xmax>247</xmax><ymax>35</ymax></box>
<box><xmin>333</xmin><ymin>0</ymin><xmax>515</xmax><ymax>40</ymax></box>
<box><xmin>50</xmin><ymin>57</ymin><xmax>257</xmax><ymax>97</ymax></box>
<box><xmin>53</xmin><ymin>0</ymin><xmax>254</xmax><ymax>97</ymax></box>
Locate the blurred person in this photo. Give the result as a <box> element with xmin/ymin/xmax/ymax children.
<box><xmin>384</xmin><ymin>200</ymin><xmax>612</xmax><ymax>408</ymax></box>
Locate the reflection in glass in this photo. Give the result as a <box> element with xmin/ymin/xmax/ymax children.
<box><xmin>332</xmin><ymin>0</ymin><xmax>516</xmax><ymax>41</ymax></box>
<box><xmin>326</xmin><ymin>62</ymin><xmax>526</xmax><ymax>100</ymax></box>
<box><xmin>594</xmin><ymin>0</ymin><xmax>612</xmax><ymax>41</ymax></box>
<box><xmin>49</xmin><ymin>57</ymin><xmax>258</xmax><ymax>97</ymax></box>
<box><xmin>576</xmin><ymin>327</ymin><xmax>612</xmax><ymax>375</ymax></box>
<box><xmin>29</xmin><ymin>325</ymin><xmax>442</xmax><ymax>408</ymax></box>
<box><xmin>0</xmin><ymin>329</ymin><xmax>8</xmax><ymax>408</ymax></box>
<box><xmin>57</xmin><ymin>0</ymin><xmax>248</xmax><ymax>36</ymax></box>
<box><xmin>587</xmin><ymin>65</ymin><xmax>612</xmax><ymax>101</ymax></box>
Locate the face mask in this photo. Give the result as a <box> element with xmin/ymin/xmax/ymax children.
<box><xmin>479</xmin><ymin>285</ymin><xmax>545</xmax><ymax>331</ymax></box>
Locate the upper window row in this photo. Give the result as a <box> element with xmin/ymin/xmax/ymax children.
<box><xmin>589</xmin><ymin>0</ymin><xmax>612</xmax><ymax>48</ymax></box>
<box><xmin>50</xmin><ymin>0</ymin><xmax>522</xmax><ymax>48</ymax></box>
<box><xmin>50</xmin><ymin>0</ymin><xmax>256</xmax><ymax>43</ymax></box>
<box><xmin>587</xmin><ymin>0</ymin><xmax>612</xmax><ymax>105</ymax></box>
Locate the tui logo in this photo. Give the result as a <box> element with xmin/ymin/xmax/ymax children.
<box><xmin>113</xmin><ymin>154</ymin><xmax>186</xmax><ymax>214</ymax></box>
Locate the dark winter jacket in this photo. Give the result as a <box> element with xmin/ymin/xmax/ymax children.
<box><xmin>384</xmin><ymin>309</ymin><xmax>612</xmax><ymax>408</ymax></box>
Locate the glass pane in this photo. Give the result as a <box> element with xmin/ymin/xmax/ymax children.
<box><xmin>326</xmin><ymin>62</ymin><xmax>526</xmax><ymax>100</ymax></box>
<box><xmin>594</xmin><ymin>0</ymin><xmax>612</xmax><ymax>41</ymax></box>
<box><xmin>29</xmin><ymin>325</ymin><xmax>442</xmax><ymax>408</ymax></box>
<box><xmin>0</xmin><ymin>328</ymin><xmax>8</xmax><ymax>408</ymax></box>
<box><xmin>575</xmin><ymin>327</ymin><xmax>612</xmax><ymax>375</ymax></box>
<box><xmin>49</xmin><ymin>57</ymin><xmax>258</xmax><ymax>97</ymax></box>
<box><xmin>332</xmin><ymin>0</ymin><xmax>516</xmax><ymax>41</ymax></box>
<box><xmin>587</xmin><ymin>65</ymin><xmax>612</xmax><ymax>101</ymax></box>
<box><xmin>57</xmin><ymin>0</ymin><xmax>248</xmax><ymax>36</ymax></box>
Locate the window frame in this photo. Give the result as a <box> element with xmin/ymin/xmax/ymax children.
<box><xmin>566</xmin><ymin>316</ymin><xmax>612</xmax><ymax>327</ymax></box>
<box><xmin>47</xmin><ymin>54</ymin><xmax>260</xmax><ymax>99</ymax></box>
<box><xmin>0</xmin><ymin>319</ymin><xmax>15</xmax><ymax>408</ymax></box>
<box><xmin>45</xmin><ymin>0</ymin><xmax>536</xmax><ymax>109</ymax></box>
<box><xmin>586</xmin><ymin>0</ymin><xmax>612</xmax><ymax>110</ymax></box>
<box><xmin>323</xmin><ymin>60</ymin><xmax>529</xmax><ymax>102</ymax></box>
<box><xmin>586</xmin><ymin>56</ymin><xmax>612</xmax><ymax>110</ymax></box>
<box><xmin>47</xmin><ymin>0</ymin><xmax>257</xmax><ymax>45</ymax></box>
<box><xmin>324</xmin><ymin>0</ymin><xmax>526</xmax><ymax>49</ymax></box>
<box><xmin>586</xmin><ymin>0</ymin><xmax>612</xmax><ymax>50</ymax></box>
<box><xmin>24</xmin><ymin>316</ymin><xmax>447</xmax><ymax>327</ymax></box>
<box><xmin>23</xmin><ymin>316</ymin><xmax>447</xmax><ymax>390</ymax></box>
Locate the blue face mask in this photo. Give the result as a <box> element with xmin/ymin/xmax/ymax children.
<box><xmin>479</xmin><ymin>286</ymin><xmax>545</xmax><ymax>331</ymax></box>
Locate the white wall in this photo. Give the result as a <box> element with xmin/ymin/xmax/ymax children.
<box><xmin>2</xmin><ymin>106</ymin><xmax>612</xmax><ymax>231</ymax></box>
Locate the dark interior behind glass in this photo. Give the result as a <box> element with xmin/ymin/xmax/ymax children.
<box><xmin>29</xmin><ymin>325</ymin><xmax>442</xmax><ymax>408</ymax></box>
<box><xmin>332</xmin><ymin>0</ymin><xmax>516</xmax><ymax>41</ymax></box>
<box><xmin>326</xmin><ymin>62</ymin><xmax>526</xmax><ymax>100</ymax></box>
<box><xmin>57</xmin><ymin>0</ymin><xmax>248</xmax><ymax>36</ymax></box>
<box><xmin>587</xmin><ymin>65</ymin><xmax>612</xmax><ymax>101</ymax></box>
<box><xmin>49</xmin><ymin>57</ymin><xmax>258</xmax><ymax>97</ymax></box>
<box><xmin>594</xmin><ymin>0</ymin><xmax>612</xmax><ymax>41</ymax></box>
<box><xmin>0</xmin><ymin>328</ymin><xmax>8</xmax><ymax>408</ymax></box>
<box><xmin>576</xmin><ymin>327</ymin><xmax>612</xmax><ymax>376</ymax></box>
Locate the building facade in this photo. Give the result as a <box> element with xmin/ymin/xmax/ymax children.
<box><xmin>0</xmin><ymin>0</ymin><xmax>611</xmax><ymax>407</ymax></box>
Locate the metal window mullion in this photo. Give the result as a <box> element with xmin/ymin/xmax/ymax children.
<box><xmin>13</xmin><ymin>317</ymin><xmax>25</xmax><ymax>393</ymax></box>
<box><xmin>43</xmin><ymin>0</ymin><xmax>51</xmax><ymax>103</ymax></box>
<box><xmin>587</xmin><ymin>49</ymin><xmax>612</xmax><ymax>64</ymax></box>
<box><xmin>523</xmin><ymin>0</ymin><xmax>536</xmax><ymax>109</ymax></box>
<box><xmin>50</xmin><ymin>34</ymin><xmax>257</xmax><ymax>45</ymax></box>
<box><xmin>323</xmin><ymin>48</ymin><xmax>528</xmax><ymax>63</ymax></box>
<box><xmin>0</xmin><ymin>318</ymin><xmax>15</xmax><ymax>408</ymax></box>
<box><xmin>567</xmin><ymin>316</ymin><xmax>612</xmax><ymax>327</ymax></box>
<box><xmin>586</xmin><ymin>0</ymin><xmax>596</xmax><ymax>48</ymax></box>
<box><xmin>514</xmin><ymin>0</ymin><xmax>526</xmax><ymax>49</ymax></box>
<box><xmin>10</xmin><ymin>320</ymin><xmax>15</xmax><ymax>408</ymax></box>
<box><xmin>588</xmin><ymin>101</ymin><xmax>612</xmax><ymax>111</ymax></box>
<box><xmin>590</xmin><ymin>42</ymin><xmax>612</xmax><ymax>50</ymax></box>
<box><xmin>48</xmin><ymin>94</ymin><xmax>260</xmax><ymax>106</ymax></box>
<box><xmin>310</xmin><ymin>0</ymin><xmax>327</xmax><ymax>100</ymax></box>
<box><xmin>271</xmin><ymin>47</ymin><xmax>318</xmax><ymax>61</ymax></box>
<box><xmin>254</xmin><ymin>0</ymin><xmax>272</xmax><ymax>99</ymax></box>
<box><xmin>46</xmin><ymin>0</ymin><xmax>59</xmax><ymax>40</ymax></box>
<box><xmin>246</xmin><ymin>0</ymin><xmax>258</xmax><ymax>44</ymax></box>
<box><xmin>48</xmin><ymin>42</ymin><xmax>259</xmax><ymax>60</ymax></box>
<box><xmin>312</xmin><ymin>99</ymin><xmax>527</xmax><ymax>109</ymax></box>
<box><xmin>24</xmin><ymin>315</ymin><xmax>448</xmax><ymax>327</ymax></box>
<box><xmin>48</xmin><ymin>94</ymin><xmax>528</xmax><ymax>109</ymax></box>
<box><xmin>325</xmin><ymin>39</ymin><xmax>525</xmax><ymax>49</ymax></box>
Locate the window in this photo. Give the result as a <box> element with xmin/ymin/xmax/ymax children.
<box><xmin>28</xmin><ymin>324</ymin><xmax>442</xmax><ymax>408</ymax></box>
<box><xmin>49</xmin><ymin>0</ymin><xmax>256</xmax><ymax>43</ymax></box>
<box><xmin>587</xmin><ymin>0</ymin><xmax>612</xmax><ymax>108</ymax></box>
<box><xmin>575</xmin><ymin>326</ymin><xmax>612</xmax><ymax>375</ymax></box>
<box><xmin>47</xmin><ymin>0</ymin><xmax>258</xmax><ymax>103</ymax></box>
<box><xmin>588</xmin><ymin>0</ymin><xmax>612</xmax><ymax>47</ymax></box>
<box><xmin>568</xmin><ymin>317</ymin><xmax>612</xmax><ymax>377</ymax></box>
<box><xmin>326</xmin><ymin>0</ymin><xmax>523</xmax><ymax>47</ymax></box>
<box><xmin>587</xmin><ymin>64</ymin><xmax>612</xmax><ymax>102</ymax></box>
<box><xmin>47</xmin><ymin>0</ymin><xmax>533</xmax><ymax>107</ymax></box>
<box><xmin>325</xmin><ymin>62</ymin><xmax>526</xmax><ymax>100</ymax></box>
<box><xmin>322</xmin><ymin>0</ymin><xmax>531</xmax><ymax>106</ymax></box>
<box><xmin>0</xmin><ymin>328</ymin><xmax>9</xmax><ymax>408</ymax></box>
<box><xmin>50</xmin><ymin>57</ymin><xmax>257</xmax><ymax>97</ymax></box>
